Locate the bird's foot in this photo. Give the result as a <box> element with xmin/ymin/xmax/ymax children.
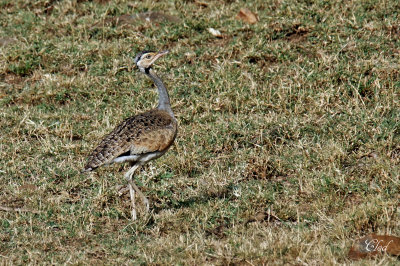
<box><xmin>115</xmin><ymin>185</ymin><xmax>129</xmax><ymax>196</ymax></box>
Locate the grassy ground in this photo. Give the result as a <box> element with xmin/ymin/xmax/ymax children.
<box><xmin>1</xmin><ymin>0</ymin><xmax>399</xmax><ymax>264</ymax></box>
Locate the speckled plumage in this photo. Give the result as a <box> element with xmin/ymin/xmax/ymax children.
<box><xmin>84</xmin><ymin>109</ymin><xmax>177</xmax><ymax>172</ymax></box>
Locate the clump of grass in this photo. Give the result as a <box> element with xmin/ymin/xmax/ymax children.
<box><xmin>0</xmin><ymin>0</ymin><xmax>399</xmax><ymax>264</ymax></box>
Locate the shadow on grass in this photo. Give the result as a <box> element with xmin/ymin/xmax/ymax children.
<box><xmin>152</xmin><ymin>183</ymin><xmax>235</xmax><ymax>214</ymax></box>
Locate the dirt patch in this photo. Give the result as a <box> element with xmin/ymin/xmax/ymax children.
<box><xmin>285</xmin><ymin>24</ymin><xmax>309</xmax><ymax>42</ymax></box>
<box><xmin>246</xmin><ymin>157</ymin><xmax>283</xmax><ymax>180</ymax></box>
<box><xmin>206</xmin><ymin>221</ymin><xmax>229</xmax><ymax>239</ymax></box>
<box><xmin>247</xmin><ymin>54</ymin><xmax>277</xmax><ymax>68</ymax></box>
<box><xmin>245</xmin><ymin>211</ymin><xmax>282</xmax><ymax>225</ymax></box>
<box><xmin>271</xmin><ymin>23</ymin><xmax>309</xmax><ymax>42</ymax></box>
<box><xmin>3</xmin><ymin>73</ymin><xmax>25</xmax><ymax>85</ymax></box>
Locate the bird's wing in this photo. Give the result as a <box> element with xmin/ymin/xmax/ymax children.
<box><xmin>83</xmin><ymin>109</ymin><xmax>177</xmax><ymax>171</ymax></box>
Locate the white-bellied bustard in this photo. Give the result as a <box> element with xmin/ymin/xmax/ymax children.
<box><xmin>83</xmin><ymin>50</ymin><xmax>177</xmax><ymax>220</ymax></box>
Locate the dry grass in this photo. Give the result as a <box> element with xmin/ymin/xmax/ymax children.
<box><xmin>1</xmin><ymin>0</ymin><xmax>399</xmax><ymax>264</ymax></box>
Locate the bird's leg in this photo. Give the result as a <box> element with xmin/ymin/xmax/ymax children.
<box><xmin>128</xmin><ymin>183</ymin><xmax>136</xmax><ymax>220</ymax></box>
<box><xmin>124</xmin><ymin>165</ymin><xmax>139</xmax><ymax>220</ymax></box>
<box><xmin>129</xmin><ymin>181</ymin><xmax>150</xmax><ymax>212</ymax></box>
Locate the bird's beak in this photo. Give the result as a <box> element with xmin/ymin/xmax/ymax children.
<box><xmin>158</xmin><ymin>50</ymin><xmax>169</xmax><ymax>56</ymax></box>
<box><xmin>151</xmin><ymin>50</ymin><xmax>169</xmax><ymax>63</ymax></box>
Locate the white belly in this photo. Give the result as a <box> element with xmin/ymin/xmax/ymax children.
<box><xmin>112</xmin><ymin>151</ymin><xmax>165</xmax><ymax>165</ymax></box>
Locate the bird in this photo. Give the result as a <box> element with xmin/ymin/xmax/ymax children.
<box><xmin>83</xmin><ymin>50</ymin><xmax>177</xmax><ymax>220</ymax></box>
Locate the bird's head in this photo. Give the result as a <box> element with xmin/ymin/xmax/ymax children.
<box><xmin>134</xmin><ymin>50</ymin><xmax>169</xmax><ymax>73</ymax></box>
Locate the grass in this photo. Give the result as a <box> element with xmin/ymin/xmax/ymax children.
<box><xmin>0</xmin><ymin>0</ymin><xmax>399</xmax><ymax>264</ymax></box>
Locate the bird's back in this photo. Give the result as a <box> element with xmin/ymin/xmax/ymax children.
<box><xmin>84</xmin><ymin>109</ymin><xmax>177</xmax><ymax>172</ymax></box>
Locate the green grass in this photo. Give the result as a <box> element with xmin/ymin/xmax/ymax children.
<box><xmin>1</xmin><ymin>0</ymin><xmax>399</xmax><ymax>264</ymax></box>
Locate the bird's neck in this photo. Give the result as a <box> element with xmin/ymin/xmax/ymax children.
<box><xmin>147</xmin><ymin>68</ymin><xmax>174</xmax><ymax>118</ymax></box>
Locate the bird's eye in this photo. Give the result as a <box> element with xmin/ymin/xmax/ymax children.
<box><xmin>146</xmin><ymin>55</ymin><xmax>152</xmax><ymax>59</ymax></box>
